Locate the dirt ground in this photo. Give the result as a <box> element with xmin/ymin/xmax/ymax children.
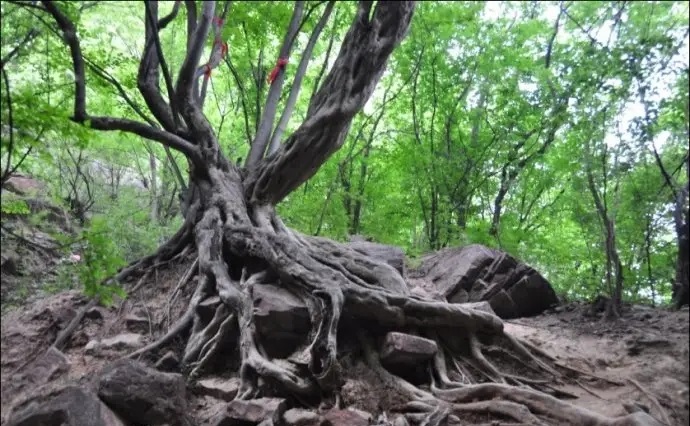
<box><xmin>505</xmin><ymin>302</ymin><xmax>690</xmax><ymax>425</ymax></box>
<box><xmin>1</xmin><ymin>284</ymin><xmax>688</xmax><ymax>425</ymax></box>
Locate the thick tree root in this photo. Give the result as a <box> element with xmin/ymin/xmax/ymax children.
<box><xmin>116</xmin><ymin>189</ymin><xmax>658</xmax><ymax>425</ymax></box>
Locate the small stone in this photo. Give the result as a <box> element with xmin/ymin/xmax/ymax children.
<box><xmin>392</xmin><ymin>415</ymin><xmax>410</xmax><ymax>426</ymax></box>
<box><xmin>101</xmin><ymin>333</ymin><xmax>145</xmax><ymax>351</ymax></box>
<box><xmin>283</xmin><ymin>408</ymin><xmax>322</xmax><ymax>426</ymax></box>
<box><xmin>155</xmin><ymin>351</ymin><xmax>180</xmax><ymax>372</ymax></box>
<box><xmin>125</xmin><ymin>314</ymin><xmax>149</xmax><ymax>333</ymax></box>
<box><xmin>380</xmin><ymin>332</ymin><xmax>438</xmax><ymax>366</ymax></box>
<box><xmin>195</xmin><ymin>377</ymin><xmax>240</xmax><ymax>401</ymax></box>
<box><xmin>85</xmin><ymin>340</ymin><xmax>100</xmax><ymax>355</ymax></box>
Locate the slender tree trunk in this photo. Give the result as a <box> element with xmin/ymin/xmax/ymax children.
<box><xmin>149</xmin><ymin>150</ymin><xmax>159</xmax><ymax>222</ymax></box>
<box><xmin>673</xmin><ymin>184</ymin><xmax>690</xmax><ymax>308</ymax></box>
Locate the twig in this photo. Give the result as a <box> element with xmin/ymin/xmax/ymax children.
<box><xmin>166</xmin><ymin>257</ymin><xmax>199</xmax><ymax>328</ymax></box>
<box><xmin>53</xmin><ymin>298</ymin><xmax>98</xmax><ymax>350</ymax></box>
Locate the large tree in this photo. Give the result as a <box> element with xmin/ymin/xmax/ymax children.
<box><xmin>36</xmin><ymin>1</ymin><xmax>659</xmax><ymax>424</ymax></box>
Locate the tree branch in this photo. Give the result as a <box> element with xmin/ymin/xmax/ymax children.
<box><xmin>0</xmin><ymin>28</ymin><xmax>40</xmax><ymax>69</ymax></box>
<box><xmin>267</xmin><ymin>1</ymin><xmax>335</xmax><ymax>156</ymax></box>
<box><xmin>40</xmin><ymin>1</ymin><xmax>203</xmax><ymax>167</ymax></box>
<box><xmin>142</xmin><ymin>0</ymin><xmax>183</xmax><ymax>131</ymax></box>
<box><xmin>308</xmin><ymin>14</ymin><xmax>337</xmax><ymax>111</ymax></box>
<box><xmin>245</xmin><ymin>0</ymin><xmax>306</xmax><ymax>167</ymax></box>
<box><xmin>246</xmin><ymin>1</ymin><xmax>416</xmax><ymax>205</ymax></box>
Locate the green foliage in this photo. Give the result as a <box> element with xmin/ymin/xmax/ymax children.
<box><xmin>0</xmin><ymin>198</ymin><xmax>30</xmax><ymax>215</ymax></box>
<box><xmin>77</xmin><ymin>216</ymin><xmax>127</xmax><ymax>307</ymax></box>
<box><xmin>1</xmin><ymin>1</ymin><xmax>688</xmax><ymax>307</ymax></box>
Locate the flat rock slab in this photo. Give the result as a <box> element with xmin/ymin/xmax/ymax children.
<box><xmin>323</xmin><ymin>408</ymin><xmax>373</xmax><ymax>426</ymax></box>
<box><xmin>16</xmin><ymin>346</ymin><xmax>70</xmax><ymax>388</ymax></box>
<box><xmin>380</xmin><ymin>332</ymin><xmax>438</xmax><ymax>366</ymax></box>
<box><xmin>98</xmin><ymin>359</ymin><xmax>188</xmax><ymax>426</ymax></box>
<box><xmin>253</xmin><ymin>284</ymin><xmax>310</xmax><ymax>337</ymax></box>
<box><xmin>195</xmin><ymin>377</ymin><xmax>240</xmax><ymax>402</ymax></box>
<box><xmin>212</xmin><ymin>397</ymin><xmax>287</xmax><ymax>426</ymax></box>
<box><xmin>7</xmin><ymin>385</ymin><xmax>126</xmax><ymax>426</ymax></box>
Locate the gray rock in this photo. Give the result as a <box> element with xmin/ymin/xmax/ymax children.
<box><xmin>19</xmin><ymin>347</ymin><xmax>70</xmax><ymax>387</ymax></box>
<box><xmin>253</xmin><ymin>284</ymin><xmax>310</xmax><ymax>357</ymax></box>
<box><xmin>102</xmin><ymin>333</ymin><xmax>145</xmax><ymax>350</ymax></box>
<box><xmin>410</xmin><ymin>286</ymin><xmax>445</xmax><ymax>302</ymax></box>
<box><xmin>380</xmin><ymin>332</ymin><xmax>438</xmax><ymax>366</ymax></box>
<box><xmin>448</xmin><ymin>288</ymin><xmax>469</xmax><ymax>303</ymax></box>
<box><xmin>413</xmin><ymin>245</ymin><xmax>558</xmax><ymax>319</ymax></box>
<box><xmin>488</xmin><ymin>290</ymin><xmax>518</xmax><ymax>319</ymax></box>
<box><xmin>346</xmin><ymin>239</ymin><xmax>406</xmax><ymax>277</ymax></box>
<box><xmin>7</xmin><ymin>385</ymin><xmax>126</xmax><ymax>426</ymax></box>
<box><xmin>85</xmin><ymin>333</ymin><xmax>145</xmax><ymax>355</ymax></box>
<box><xmin>253</xmin><ymin>284</ymin><xmax>310</xmax><ymax>336</ymax></box>
<box><xmin>98</xmin><ymin>359</ymin><xmax>189</xmax><ymax>426</ymax></box>
<box><xmin>124</xmin><ymin>313</ymin><xmax>149</xmax><ymax>333</ymax></box>
<box><xmin>458</xmin><ymin>301</ymin><xmax>496</xmax><ymax>316</ymax></box>
<box><xmin>283</xmin><ymin>408</ymin><xmax>322</xmax><ymax>426</ymax></box>
<box><xmin>195</xmin><ymin>377</ymin><xmax>240</xmax><ymax>401</ymax></box>
<box><xmin>212</xmin><ymin>398</ymin><xmax>287</xmax><ymax>426</ymax></box>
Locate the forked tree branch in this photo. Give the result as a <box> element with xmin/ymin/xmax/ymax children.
<box><xmin>175</xmin><ymin>1</ymin><xmax>220</xmax><ymax>145</ymax></box>
<box><xmin>197</xmin><ymin>1</ymin><xmax>231</xmax><ymax>108</ymax></box>
<box><xmin>40</xmin><ymin>1</ymin><xmax>203</xmax><ymax>167</ymax></box>
<box><xmin>140</xmin><ymin>0</ymin><xmax>183</xmax><ymax>133</ymax></box>
<box><xmin>0</xmin><ymin>28</ymin><xmax>40</xmax><ymax>69</ymax></box>
<box><xmin>267</xmin><ymin>1</ymin><xmax>335</xmax><ymax>156</ymax></box>
<box><xmin>246</xmin><ymin>1</ymin><xmax>306</xmax><ymax>167</ymax></box>
<box><xmin>245</xmin><ymin>1</ymin><xmax>415</xmax><ymax>205</ymax></box>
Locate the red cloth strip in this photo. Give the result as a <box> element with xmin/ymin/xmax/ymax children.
<box><xmin>267</xmin><ymin>58</ymin><xmax>289</xmax><ymax>84</ymax></box>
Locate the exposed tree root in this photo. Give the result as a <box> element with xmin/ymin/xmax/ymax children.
<box><xmin>115</xmin><ymin>178</ymin><xmax>657</xmax><ymax>425</ymax></box>
<box><xmin>628</xmin><ymin>378</ymin><xmax>672</xmax><ymax>426</ymax></box>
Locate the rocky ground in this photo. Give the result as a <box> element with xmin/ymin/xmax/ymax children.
<box><xmin>1</xmin><ymin>175</ymin><xmax>688</xmax><ymax>425</ymax></box>
<box><xmin>1</xmin><ymin>257</ymin><xmax>688</xmax><ymax>425</ymax></box>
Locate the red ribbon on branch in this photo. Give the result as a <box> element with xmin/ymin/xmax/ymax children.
<box><xmin>267</xmin><ymin>58</ymin><xmax>289</xmax><ymax>84</ymax></box>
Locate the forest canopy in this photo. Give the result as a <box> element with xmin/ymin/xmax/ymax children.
<box><xmin>1</xmin><ymin>0</ymin><xmax>688</xmax><ymax>308</ymax></box>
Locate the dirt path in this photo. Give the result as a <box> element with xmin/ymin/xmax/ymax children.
<box><xmin>505</xmin><ymin>303</ymin><xmax>689</xmax><ymax>425</ymax></box>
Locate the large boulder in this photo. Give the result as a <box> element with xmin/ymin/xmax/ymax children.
<box><xmin>347</xmin><ymin>236</ymin><xmax>406</xmax><ymax>277</ymax></box>
<box><xmin>252</xmin><ymin>283</ymin><xmax>311</xmax><ymax>357</ymax></box>
<box><xmin>7</xmin><ymin>385</ymin><xmax>126</xmax><ymax>426</ymax></box>
<box><xmin>414</xmin><ymin>245</ymin><xmax>558</xmax><ymax>318</ymax></box>
<box><xmin>97</xmin><ymin>359</ymin><xmax>190</xmax><ymax>426</ymax></box>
